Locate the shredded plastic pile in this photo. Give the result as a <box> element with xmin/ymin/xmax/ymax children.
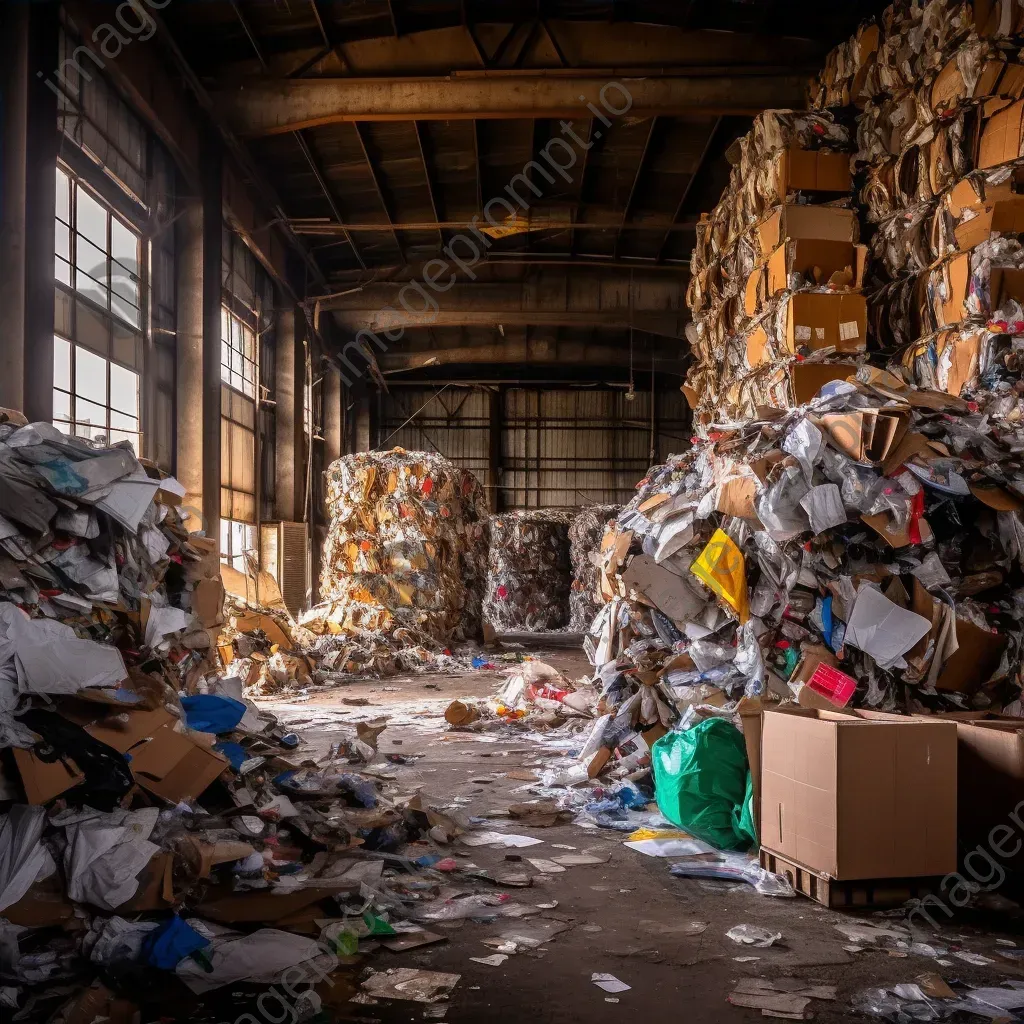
<box><xmin>484</xmin><ymin>509</ymin><xmax>574</xmax><ymax>632</ymax></box>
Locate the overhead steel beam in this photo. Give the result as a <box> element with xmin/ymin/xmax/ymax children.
<box><xmin>376</xmin><ymin>339</ymin><xmax>680</xmax><ymax>370</ymax></box>
<box><xmin>413</xmin><ymin>121</ymin><xmax>445</xmax><ymax>251</ymax></box>
<box><xmin>319</xmin><ymin>272</ymin><xmax>688</xmax><ymax>337</ymax></box>
<box><xmin>293</xmin><ymin>130</ymin><xmax>366</xmax><ymax>270</ymax></box>
<box><xmin>352</xmin><ymin>122</ymin><xmax>405</xmax><ymax>263</ymax></box>
<box><xmin>290</xmin><ymin>216</ymin><xmax>700</xmax><ymax>233</ymax></box>
<box><xmin>214</xmin><ymin>73</ymin><xmax>810</xmax><ymax>135</ymax></box>
<box><xmin>658</xmin><ymin>115</ymin><xmax>720</xmax><ymax>263</ymax></box>
<box><xmin>614</xmin><ymin>115</ymin><xmax>657</xmax><ymax>259</ymax></box>
<box><xmin>229</xmin><ymin>0</ymin><xmax>268</xmax><ymax>73</ymax></box>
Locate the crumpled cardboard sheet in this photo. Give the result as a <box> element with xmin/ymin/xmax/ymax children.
<box><xmin>569</xmin><ymin>505</ymin><xmax>621</xmax><ymax>631</ymax></box>
<box><xmin>314</xmin><ymin>448</ymin><xmax>489</xmax><ymax>651</ymax></box>
<box><xmin>484</xmin><ymin>509</ymin><xmax>574</xmax><ymax>632</ymax></box>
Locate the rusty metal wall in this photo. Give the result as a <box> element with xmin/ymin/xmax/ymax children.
<box><xmin>377</xmin><ymin>384</ymin><xmax>689</xmax><ymax>509</ymax></box>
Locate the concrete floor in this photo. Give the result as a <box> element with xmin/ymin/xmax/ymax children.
<box><xmin>259</xmin><ymin>647</ymin><xmax>1024</xmax><ymax>1024</ymax></box>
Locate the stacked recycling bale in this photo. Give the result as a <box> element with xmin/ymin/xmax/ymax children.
<box><xmin>484</xmin><ymin>509</ymin><xmax>574</xmax><ymax>632</ymax></box>
<box><xmin>811</xmin><ymin>0</ymin><xmax>1024</xmax><ymax>396</ymax></box>
<box><xmin>568</xmin><ymin>504</ymin><xmax>621</xmax><ymax>631</ymax></box>
<box><xmin>685</xmin><ymin>110</ymin><xmax>867</xmax><ymax>427</ymax></box>
<box><xmin>311</xmin><ymin>448</ymin><xmax>489</xmax><ymax>649</ymax></box>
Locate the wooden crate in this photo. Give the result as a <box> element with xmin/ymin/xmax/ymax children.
<box><xmin>759</xmin><ymin>849</ymin><xmax>944</xmax><ymax>909</ymax></box>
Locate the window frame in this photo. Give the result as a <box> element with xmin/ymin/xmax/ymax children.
<box><xmin>220</xmin><ymin>517</ymin><xmax>256</xmax><ymax>573</ymax></box>
<box><xmin>56</xmin><ymin>164</ymin><xmax>142</xmax><ymax>330</ymax></box>
<box><xmin>53</xmin><ymin>332</ymin><xmax>141</xmax><ymax>453</ymax></box>
<box><xmin>220</xmin><ymin>305</ymin><xmax>258</xmax><ymax>400</ymax></box>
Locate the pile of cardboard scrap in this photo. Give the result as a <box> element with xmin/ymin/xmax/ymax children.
<box><xmin>0</xmin><ymin>419</ymin><xmax>477</xmax><ymax>1020</ymax></box>
<box><xmin>298</xmin><ymin>448</ymin><xmax>489</xmax><ymax>677</ymax></box>
<box><xmin>811</xmin><ymin>0</ymin><xmax>1024</xmax><ymax>397</ymax></box>
<box><xmin>484</xmin><ymin>509</ymin><xmax>575</xmax><ymax>633</ymax></box>
<box><xmin>588</xmin><ymin>377</ymin><xmax>1024</xmax><ymax>724</ymax></box>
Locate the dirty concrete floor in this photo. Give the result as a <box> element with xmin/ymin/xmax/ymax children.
<box><xmin>259</xmin><ymin>646</ymin><xmax>1023</xmax><ymax>1024</ymax></box>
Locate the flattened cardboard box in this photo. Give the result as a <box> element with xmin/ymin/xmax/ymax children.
<box><xmin>760</xmin><ymin>708</ymin><xmax>958</xmax><ymax>881</ymax></box>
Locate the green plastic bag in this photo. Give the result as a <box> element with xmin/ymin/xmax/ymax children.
<box><xmin>652</xmin><ymin>718</ymin><xmax>757</xmax><ymax>851</ymax></box>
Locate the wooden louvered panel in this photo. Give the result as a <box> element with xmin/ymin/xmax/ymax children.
<box><xmin>278</xmin><ymin>520</ymin><xmax>308</xmax><ymax>617</ymax></box>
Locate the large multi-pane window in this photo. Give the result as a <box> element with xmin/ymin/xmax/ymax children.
<box><xmin>55</xmin><ymin>167</ymin><xmax>141</xmax><ymax>328</ymax></box>
<box><xmin>53</xmin><ymin>166</ymin><xmax>143</xmax><ymax>453</ymax></box>
<box><xmin>221</xmin><ymin>307</ymin><xmax>257</xmax><ymax>399</ymax></box>
<box><xmin>53</xmin><ymin>335</ymin><xmax>140</xmax><ymax>452</ymax></box>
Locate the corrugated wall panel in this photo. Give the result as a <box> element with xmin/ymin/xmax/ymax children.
<box><xmin>380</xmin><ymin>385</ymin><xmax>690</xmax><ymax>510</ymax></box>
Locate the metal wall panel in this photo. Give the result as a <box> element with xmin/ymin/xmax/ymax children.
<box><xmin>379</xmin><ymin>384</ymin><xmax>689</xmax><ymax>510</ymax></box>
<box><xmin>378</xmin><ymin>386</ymin><xmax>493</xmax><ymax>494</ymax></box>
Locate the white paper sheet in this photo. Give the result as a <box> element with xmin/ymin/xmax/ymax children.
<box><xmin>144</xmin><ymin>605</ymin><xmax>190</xmax><ymax>647</ymax></box>
<box><xmin>844</xmin><ymin>587</ymin><xmax>932</xmax><ymax>670</ymax></box>
<box><xmin>63</xmin><ymin>808</ymin><xmax>160</xmax><ymax>911</ymax></box>
<box><xmin>0</xmin><ymin>603</ymin><xmax>126</xmax><ymax>695</ymax></box>
<box><xmin>176</xmin><ymin>928</ymin><xmax>334</xmax><ymax>993</ymax></box>
<box><xmin>459</xmin><ymin>831</ymin><xmax>543</xmax><ymax>849</ymax></box>
<box><xmin>0</xmin><ymin>806</ymin><xmax>57</xmax><ymax>912</ymax></box>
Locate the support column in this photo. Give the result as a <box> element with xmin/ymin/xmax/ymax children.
<box><xmin>201</xmin><ymin>131</ymin><xmax>223</xmax><ymax>541</ymax></box>
<box><xmin>0</xmin><ymin>1</ymin><xmax>58</xmax><ymax>418</ymax></box>
<box><xmin>274</xmin><ymin>304</ymin><xmax>303</xmax><ymax>522</ymax></box>
<box><xmin>323</xmin><ymin>366</ymin><xmax>342</xmax><ymax>469</ymax></box>
<box><xmin>175</xmin><ymin>202</ymin><xmax>204</xmax><ymax>529</ymax></box>
<box><xmin>488</xmin><ymin>386</ymin><xmax>503</xmax><ymax>512</ymax></box>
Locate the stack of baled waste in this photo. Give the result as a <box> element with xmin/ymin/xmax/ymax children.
<box><xmin>685</xmin><ymin>109</ymin><xmax>866</xmax><ymax>427</ymax></box>
<box><xmin>812</xmin><ymin>0</ymin><xmax>1024</xmax><ymax>398</ymax></box>
<box><xmin>302</xmin><ymin>448</ymin><xmax>489</xmax><ymax>672</ymax></box>
<box><xmin>484</xmin><ymin>509</ymin><xmax>574</xmax><ymax>632</ymax></box>
<box><xmin>568</xmin><ymin>504</ymin><xmax>621</xmax><ymax>631</ymax></box>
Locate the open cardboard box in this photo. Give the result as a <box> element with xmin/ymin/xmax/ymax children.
<box><xmin>760</xmin><ymin>707</ymin><xmax>958</xmax><ymax>881</ymax></box>
<box><xmin>857</xmin><ymin>709</ymin><xmax>1023</xmax><ymax>871</ymax></box>
<box><xmin>818</xmin><ymin>406</ymin><xmax>910</xmax><ymax>464</ymax></box>
<box><xmin>773</xmin><ymin>147</ymin><xmax>852</xmax><ymax>197</ymax></box>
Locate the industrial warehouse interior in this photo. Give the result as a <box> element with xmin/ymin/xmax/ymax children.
<box><xmin>2</xmin><ymin>1</ymin><xmax>1024</xmax><ymax>1022</ymax></box>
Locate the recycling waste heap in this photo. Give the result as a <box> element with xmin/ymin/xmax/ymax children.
<box><xmin>0</xmin><ymin>416</ymin><xmax>502</xmax><ymax>1020</ymax></box>
<box><xmin>568</xmin><ymin>505</ymin><xmax>621</xmax><ymax>632</ymax></box>
<box><xmin>301</xmin><ymin>448</ymin><xmax>490</xmax><ymax>674</ymax></box>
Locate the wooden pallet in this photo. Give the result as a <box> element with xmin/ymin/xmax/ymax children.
<box><xmin>759</xmin><ymin>849</ymin><xmax>944</xmax><ymax>909</ymax></box>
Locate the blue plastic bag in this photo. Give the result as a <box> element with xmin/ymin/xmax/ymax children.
<box><xmin>181</xmin><ymin>694</ymin><xmax>246</xmax><ymax>734</ymax></box>
<box><xmin>141</xmin><ymin>915</ymin><xmax>209</xmax><ymax>969</ymax></box>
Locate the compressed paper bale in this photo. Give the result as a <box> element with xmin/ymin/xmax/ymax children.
<box><xmin>568</xmin><ymin>504</ymin><xmax>621</xmax><ymax>631</ymax></box>
<box><xmin>484</xmin><ymin>509</ymin><xmax>574</xmax><ymax>632</ymax></box>
<box><xmin>310</xmin><ymin>448</ymin><xmax>489</xmax><ymax>650</ymax></box>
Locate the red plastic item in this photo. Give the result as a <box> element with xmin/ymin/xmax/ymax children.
<box><xmin>806</xmin><ymin>663</ymin><xmax>857</xmax><ymax>707</ymax></box>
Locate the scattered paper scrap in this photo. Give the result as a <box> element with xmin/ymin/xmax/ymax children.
<box><xmin>592</xmin><ymin>973</ymin><xmax>631</xmax><ymax>994</ymax></box>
